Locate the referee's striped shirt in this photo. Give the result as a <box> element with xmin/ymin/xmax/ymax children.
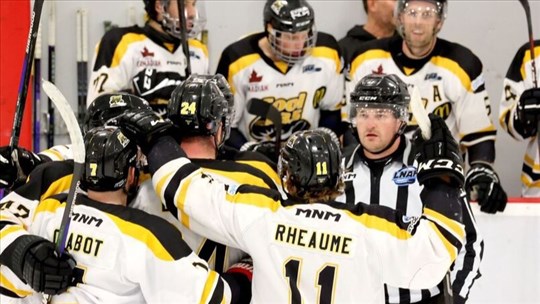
<box><xmin>336</xmin><ymin>138</ymin><xmax>484</xmax><ymax>303</ymax></box>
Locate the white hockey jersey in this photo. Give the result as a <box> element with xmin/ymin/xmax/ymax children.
<box><xmin>216</xmin><ymin>32</ymin><xmax>345</xmax><ymax>142</ymax></box>
<box><xmin>0</xmin><ymin>193</ymin><xmax>229</xmax><ymax>304</ymax></box>
<box><xmin>336</xmin><ymin>139</ymin><xmax>483</xmax><ymax>303</ymax></box>
<box><xmin>130</xmin><ymin>153</ymin><xmax>283</xmax><ymax>273</ymax></box>
<box><xmin>87</xmin><ymin>24</ymin><xmax>209</xmax><ymax>113</ymax></box>
<box><xmin>348</xmin><ymin>36</ymin><xmax>496</xmax><ymax>150</ymax></box>
<box><xmin>147</xmin><ymin>137</ymin><xmax>465</xmax><ymax>303</ymax></box>
<box><xmin>499</xmin><ymin>41</ymin><xmax>540</xmax><ymax>197</ymax></box>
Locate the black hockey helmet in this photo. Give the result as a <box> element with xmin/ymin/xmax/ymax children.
<box><xmin>263</xmin><ymin>0</ymin><xmax>317</xmax><ymax>64</ymax></box>
<box><xmin>143</xmin><ymin>0</ymin><xmax>159</xmax><ymax>21</ymax></box>
<box><xmin>143</xmin><ymin>0</ymin><xmax>205</xmax><ymax>39</ymax></box>
<box><xmin>278</xmin><ymin>129</ymin><xmax>342</xmax><ymax>197</ymax></box>
<box><xmin>84</xmin><ymin>93</ymin><xmax>151</xmax><ymax>133</ymax></box>
<box><xmin>350</xmin><ymin>73</ymin><xmax>410</xmax><ymax>124</ymax></box>
<box><xmin>168</xmin><ymin>75</ymin><xmax>229</xmax><ymax>144</ymax></box>
<box><xmin>83</xmin><ymin>126</ymin><xmax>138</xmax><ymax>192</ymax></box>
<box><xmin>186</xmin><ymin>74</ymin><xmax>235</xmax><ymax>140</ymax></box>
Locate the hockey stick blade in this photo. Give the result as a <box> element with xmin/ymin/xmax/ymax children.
<box><xmin>247</xmin><ymin>98</ymin><xmax>283</xmax><ymax>139</ymax></box>
<box><xmin>247</xmin><ymin>98</ymin><xmax>283</xmax><ymax>158</ymax></box>
<box><xmin>42</xmin><ymin>80</ymin><xmax>85</xmax><ymax>254</ymax></box>
<box><xmin>410</xmin><ymin>86</ymin><xmax>431</xmax><ymax>140</ymax></box>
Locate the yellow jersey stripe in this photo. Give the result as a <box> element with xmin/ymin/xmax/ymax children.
<box><xmin>428</xmin><ymin>221</ymin><xmax>457</xmax><ymax>261</ymax></box>
<box><xmin>0</xmin><ymin>273</ymin><xmax>33</xmax><ymax>297</ymax></box>
<box><xmin>523</xmin><ymin>154</ymin><xmax>540</xmax><ymax>170</ymax></box>
<box><xmin>34</xmin><ymin>198</ymin><xmax>64</xmax><ymax>220</ymax></box>
<box><xmin>275</xmin><ymin>60</ymin><xmax>288</xmax><ymax>74</ymax></box>
<box><xmin>350</xmin><ymin>49</ymin><xmax>391</xmax><ymax>78</ymax></box>
<box><xmin>177</xmin><ymin>173</ymin><xmax>198</xmax><ymax>228</ymax></box>
<box><xmin>311</xmin><ymin>46</ymin><xmax>340</xmax><ymax>73</ymax></box>
<box><xmin>105</xmin><ymin>213</ymin><xmax>174</xmax><ymax>261</ymax></box>
<box><xmin>345</xmin><ymin>211</ymin><xmax>412</xmax><ymax>240</ymax></box>
<box><xmin>0</xmin><ymin>225</ymin><xmax>24</xmax><ymax>239</ymax></box>
<box><xmin>226</xmin><ymin>191</ymin><xmax>280</xmax><ymax>212</ymax></box>
<box><xmin>430</xmin><ymin>56</ymin><xmax>473</xmax><ymax>92</ymax></box>
<box><xmin>40</xmin><ymin>174</ymin><xmax>73</xmax><ymax>202</ymax></box>
<box><xmin>189</xmin><ymin>39</ymin><xmax>209</xmax><ymax>57</ymax></box>
<box><xmin>520</xmin><ymin>45</ymin><xmax>540</xmax><ymax>81</ymax></box>
<box><xmin>111</xmin><ymin>33</ymin><xmax>147</xmax><ymax>68</ymax></box>
<box><xmin>424</xmin><ymin>208</ymin><xmax>465</xmax><ymax>240</ymax></box>
<box><xmin>228</xmin><ymin>53</ymin><xmax>261</xmax><ymax>93</ymax></box>
<box><xmin>199</xmin><ymin>270</ymin><xmax>219</xmax><ymax>304</ymax></box>
<box><xmin>237</xmin><ymin>160</ymin><xmax>281</xmax><ymax>185</ymax></box>
<box><xmin>155</xmin><ymin>171</ymin><xmax>174</xmax><ymax>200</ymax></box>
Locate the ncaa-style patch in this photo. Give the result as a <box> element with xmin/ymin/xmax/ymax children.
<box><xmin>392</xmin><ymin>166</ymin><xmax>417</xmax><ymax>186</ymax></box>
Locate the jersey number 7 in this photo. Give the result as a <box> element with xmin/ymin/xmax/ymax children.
<box><xmin>284</xmin><ymin>258</ymin><xmax>337</xmax><ymax>304</ymax></box>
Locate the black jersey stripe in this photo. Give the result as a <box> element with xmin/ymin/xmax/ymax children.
<box><xmin>207</xmin><ymin>274</ymin><xmax>225</xmax><ymax>304</ymax></box>
<box><xmin>92</xmin><ymin>26</ymin><xmax>146</xmax><ymax>71</ymax></box>
<box><xmin>78</xmin><ymin>195</ymin><xmax>192</xmax><ymax>261</ymax></box>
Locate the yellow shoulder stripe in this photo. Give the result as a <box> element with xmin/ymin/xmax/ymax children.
<box><xmin>428</xmin><ymin>221</ymin><xmax>457</xmax><ymax>261</ymax></box>
<box><xmin>34</xmin><ymin>197</ymin><xmax>65</xmax><ymax>219</ymax></box>
<box><xmin>111</xmin><ymin>33</ymin><xmax>147</xmax><ymax>68</ymax></box>
<box><xmin>237</xmin><ymin>160</ymin><xmax>282</xmax><ymax>185</ymax></box>
<box><xmin>350</xmin><ymin>49</ymin><xmax>391</xmax><ymax>78</ymax></box>
<box><xmin>40</xmin><ymin>174</ymin><xmax>73</xmax><ymax>202</ymax></box>
<box><xmin>226</xmin><ymin>191</ymin><xmax>280</xmax><ymax>212</ymax></box>
<box><xmin>189</xmin><ymin>38</ymin><xmax>209</xmax><ymax>57</ymax></box>
<box><xmin>430</xmin><ymin>56</ymin><xmax>473</xmax><ymax>92</ymax></box>
<box><xmin>346</xmin><ymin>211</ymin><xmax>412</xmax><ymax>240</ymax></box>
<box><xmin>106</xmin><ymin>213</ymin><xmax>174</xmax><ymax>261</ymax></box>
<box><xmin>311</xmin><ymin>46</ymin><xmax>341</xmax><ymax>73</ymax></box>
<box><xmin>228</xmin><ymin>53</ymin><xmax>261</xmax><ymax>93</ymax></box>
<box><xmin>423</xmin><ymin>208</ymin><xmax>465</xmax><ymax>240</ymax></box>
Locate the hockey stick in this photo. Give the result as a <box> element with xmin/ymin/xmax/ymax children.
<box><xmin>9</xmin><ymin>0</ymin><xmax>45</xmax><ymax>150</ymax></box>
<box><xmin>33</xmin><ymin>24</ymin><xmax>42</xmax><ymax>152</ymax></box>
<box><xmin>177</xmin><ymin>0</ymin><xmax>192</xmax><ymax>76</ymax></box>
<box><xmin>47</xmin><ymin>1</ymin><xmax>56</xmax><ymax>148</ymax></box>
<box><xmin>42</xmin><ymin>80</ymin><xmax>85</xmax><ymax>255</ymax></box>
<box><xmin>517</xmin><ymin>0</ymin><xmax>539</xmax><ymax>161</ymax></box>
<box><xmin>76</xmin><ymin>9</ymin><xmax>89</xmax><ymax>124</ymax></box>
<box><xmin>247</xmin><ymin>98</ymin><xmax>282</xmax><ymax>159</ymax></box>
<box><xmin>410</xmin><ymin>86</ymin><xmax>453</xmax><ymax>304</ymax></box>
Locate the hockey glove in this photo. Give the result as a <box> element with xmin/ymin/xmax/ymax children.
<box><xmin>1</xmin><ymin>235</ymin><xmax>76</xmax><ymax>295</ymax></box>
<box><xmin>132</xmin><ymin>68</ymin><xmax>183</xmax><ymax>116</ymax></box>
<box><xmin>222</xmin><ymin>257</ymin><xmax>253</xmax><ymax>304</ymax></box>
<box><xmin>413</xmin><ymin>114</ymin><xmax>464</xmax><ymax>187</ymax></box>
<box><xmin>118</xmin><ymin>109</ymin><xmax>173</xmax><ymax>154</ymax></box>
<box><xmin>0</xmin><ymin>146</ymin><xmax>43</xmax><ymax>189</ymax></box>
<box><xmin>515</xmin><ymin>88</ymin><xmax>540</xmax><ymax>138</ymax></box>
<box><xmin>465</xmin><ymin>162</ymin><xmax>507</xmax><ymax>213</ymax></box>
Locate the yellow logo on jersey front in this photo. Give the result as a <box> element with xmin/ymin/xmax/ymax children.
<box><xmin>263</xmin><ymin>92</ymin><xmax>307</xmax><ymax>125</ymax></box>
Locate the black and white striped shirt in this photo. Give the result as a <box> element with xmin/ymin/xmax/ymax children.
<box><xmin>336</xmin><ymin>138</ymin><xmax>484</xmax><ymax>304</ymax></box>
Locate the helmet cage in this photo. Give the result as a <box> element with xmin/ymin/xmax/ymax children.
<box><xmin>159</xmin><ymin>0</ymin><xmax>205</xmax><ymax>39</ymax></box>
<box><xmin>268</xmin><ymin>26</ymin><xmax>317</xmax><ymax>64</ymax></box>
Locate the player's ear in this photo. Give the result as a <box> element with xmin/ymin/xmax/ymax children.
<box><xmin>434</xmin><ymin>18</ymin><xmax>444</xmax><ymax>34</ymax></box>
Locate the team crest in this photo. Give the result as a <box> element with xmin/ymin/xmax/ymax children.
<box><xmin>109</xmin><ymin>95</ymin><xmax>127</xmax><ymax>108</ymax></box>
<box><xmin>270</xmin><ymin>0</ymin><xmax>286</xmax><ymax>15</ymax></box>
<box><xmin>116</xmin><ymin>132</ymin><xmax>130</xmax><ymax>148</ymax></box>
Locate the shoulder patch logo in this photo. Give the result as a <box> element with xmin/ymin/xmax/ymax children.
<box><xmin>392</xmin><ymin>166</ymin><xmax>417</xmax><ymax>186</ymax></box>
<box><xmin>302</xmin><ymin>64</ymin><xmax>321</xmax><ymax>73</ymax></box>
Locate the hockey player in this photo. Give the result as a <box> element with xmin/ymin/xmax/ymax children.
<box><xmin>87</xmin><ymin>0</ymin><xmax>209</xmax><ymax>117</ymax></box>
<box><xmin>500</xmin><ymin>40</ymin><xmax>540</xmax><ymax>197</ymax></box>
<box><xmin>216</xmin><ymin>0</ymin><xmax>346</xmax><ymax>150</ymax></box>
<box><xmin>0</xmin><ymin>126</ymin><xmax>230</xmax><ymax>303</ymax></box>
<box><xmin>116</xmin><ymin>101</ymin><xmax>467</xmax><ymax>303</ymax></box>
<box><xmin>347</xmin><ymin>0</ymin><xmax>507</xmax><ymax>213</ymax></box>
<box><xmin>336</xmin><ymin>73</ymin><xmax>483</xmax><ymax>303</ymax></box>
<box><xmin>0</xmin><ymin>93</ymin><xmax>151</xmax><ymax>190</ymax></box>
<box><xmin>130</xmin><ymin>77</ymin><xmax>282</xmax><ymax>300</ymax></box>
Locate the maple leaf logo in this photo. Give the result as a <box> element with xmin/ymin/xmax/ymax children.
<box><xmin>141</xmin><ymin>47</ymin><xmax>154</xmax><ymax>58</ymax></box>
<box><xmin>372</xmin><ymin>64</ymin><xmax>384</xmax><ymax>75</ymax></box>
<box><xmin>249</xmin><ymin>70</ymin><xmax>263</xmax><ymax>83</ymax></box>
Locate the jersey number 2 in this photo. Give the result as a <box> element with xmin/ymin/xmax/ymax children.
<box><xmin>284</xmin><ymin>258</ymin><xmax>337</xmax><ymax>304</ymax></box>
